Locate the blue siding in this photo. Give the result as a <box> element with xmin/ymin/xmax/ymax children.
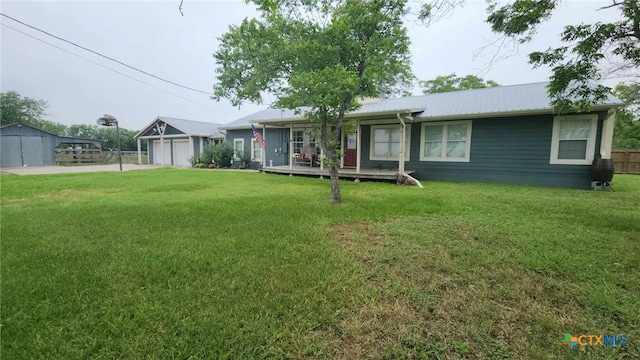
<box><xmin>1</xmin><ymin>125</ymin><xmax>59</xmax><ymax>166</ymax></box>
<box><xmin>193</xmin><ymin>137</ymin><xmax>200</xmax><ymax>157</ymax></box>
<box><xmin>361</xmin><ymin>112</ymin><xmax>606</xmax><ymax>189</ymax></box>
<box><xmin>147</xmin><ymin>139</ymin><xmax>152</xmax><ymax>164</ymax></box>
<box><xmin>163</xmin><ymin>124</ymin><xmax>183</xmax><ymax>135</ymax></box>
<box><xmin>226</xmin><ymin>128</ymin><xmax>291</xmax><ymax>169</ymax></box>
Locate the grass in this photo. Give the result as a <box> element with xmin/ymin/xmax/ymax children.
<box><xmin>1</xmin><ymin>169</ymin><xmax>638</xmax><ymax>359</ymax></box>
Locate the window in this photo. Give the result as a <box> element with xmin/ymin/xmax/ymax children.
<box><xmin>233</xmin><ymin>138</ymin><xmax>244</xmax><ymax>161</ymax></box>
<box><xmin>550</xmin><ymin>114</ymin><xmax>598</xmax><ymax>165</ymax></box>
<box><xmin>292</xmin><ymin>130</ymin><xmax>305</xmax><ymax>154</ymax></box>
<box><xmin>419</xmin><ymin>121</ymin><xmax>472</xmax><ymax>162</ymax></box>
<box><xmin>369</xmin><ymin>125</ymin><xmax>410</xmax><ymax>161</ymax></box>
<box><xmin>251</xmin><ymin>139</ymin><xmax>262</xmax><ymax>162</ymax></box>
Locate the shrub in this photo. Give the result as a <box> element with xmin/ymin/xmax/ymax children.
<box><xmin>212</xmin><ymin>141</ymin><xmax>234</xmax><ymax>168</ymax></box>
<box><xmin>237</xmin><ymin>150</ymin><xmax>253</xmax><ymax>169</ymax></box>
<box><xmin>187</xmin><ymin>155</ymin><xmax>200</xmax><ymax>167</ymax></box>
<box><xmin>207</xmin><ymin>163</ymin><xmax>216</xmax><ymax>169</ymax></box>
<box><xmin>199</xmin><ymin>143</ymin><xmax>215</xmax><ymax>165</ymax></box>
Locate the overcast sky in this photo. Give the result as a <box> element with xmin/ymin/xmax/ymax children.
<box><xmin>0</xmin><ymin>0</ymin><xmax>623</xmax><ymax>131</ymax></box>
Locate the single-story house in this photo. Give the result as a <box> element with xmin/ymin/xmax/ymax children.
<box><xmin>134</xmin><ymin>116</ymin><xmax>224</xmax><ymax>166</ymax></box>
<box><xmin>1</xmin><ymin>123</ymin><xmax>103</xmax><ymax>167</ymax></box>
<box><xmin>221</xmin><ymin>82</ymin><xmax>622</xmax><ymax>189</ymax></box>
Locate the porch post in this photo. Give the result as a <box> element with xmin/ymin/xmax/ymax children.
<box><xmin>289</xmin><ymin>124</ymin><xmax>293</xmax><ymax>170</ymax></box>
<box><xmin>320</xmin><ymin>149</ymin><xmax>324</xmax><ymax>171</ymax></box>
<box><xmin>600</xmin><ymin>109</ymin><xmax>615</xmax><ymax>159</ymax></box>
<box><xmin>262</xmin><ymin>124</ymin><xmax>267</xmax><ymax>169</ymax></box>
<box><xmin>137</xmin><ymin>137</ymin><xmax>142</xmax><ymax>165</ymax></box>
<box><xmin>397</xmin><ymin>114</ymin><xmax>405</xmax><ymax>175</ymax></box>
<box><xmin>356</xmin><ymin>121</ymin><xmax>361</xmax><ymax>174</ymax></box>
<box><xmin>340</xmin><ymin>128</ymin><xmax>344</xmax><ymax>168</ymax></box>
<box><xmin>188</xmin><ymin>136</ymin><xmax>194</xmax><ymax>162</ymax></box>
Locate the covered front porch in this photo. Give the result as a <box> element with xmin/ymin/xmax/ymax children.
<box><xmin>262</xmin><ymin>165</ymin><xmax>414</xmax><ymax>181</ymax></box>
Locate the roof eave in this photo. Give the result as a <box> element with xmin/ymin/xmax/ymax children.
<box><xmin>415</xmin><ymin>103</ymin><xmax>623</xmax><ymax>121</ymax></box>
<box><xmin>253</xmin><ymin>109</ymin><xmax>416</xmax><ymax>125</ymax></box>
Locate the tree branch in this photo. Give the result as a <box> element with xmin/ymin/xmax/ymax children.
<box><xmin>178</xmin><ymin>0</ymin><xmax>184</xmax><ymax>16</ymax></box>
<box><xmin>597</xmin><ymin>1</ymin><xmax>622</xmax><ymax>11</ymax></box>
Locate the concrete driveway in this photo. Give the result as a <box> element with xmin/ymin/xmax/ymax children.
<box><xmin>2</xmin><ymin>164</ymin><xmax>162</xmax><ymax>175</ymax></box>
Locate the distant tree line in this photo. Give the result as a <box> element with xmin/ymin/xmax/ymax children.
<box><xmin>1</xmin><ymin>91</ymin><xmax>145</xmax><ymax>151</ymax></box>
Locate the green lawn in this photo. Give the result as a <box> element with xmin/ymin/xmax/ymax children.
<box><xmin>1</xmin><ymin>169</ymin><xmax>638</xmax><ymax>359</ymax></box>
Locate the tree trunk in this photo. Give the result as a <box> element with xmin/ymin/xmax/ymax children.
<box><xmin>329</xmin><ymin>165</ymin><xmax>341</xmax><ymax>203</ymax></box>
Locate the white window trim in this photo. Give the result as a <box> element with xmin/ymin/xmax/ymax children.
<box><xmin>419</xmin><ymin>120</ymin><xmax>472</xmax><ymax>162</ymax></box>
<box><xmin>550</xmin><ymin>114</ymin><xmax>598</xmax><ymax>165</ymax></box>
<box><xmin>369</xmin><ymin>125</ymin><xmax>411</xmax><ymax>161</ymax></box>
<box><xmin>250</xmin><ymin>139</ymin><xmax>262</xmax><ymax>162</ymax></box>
<box><xmin>233</xmin><ymin>138</ymin><xmax>244</xmax><ymax>161</ymax></box>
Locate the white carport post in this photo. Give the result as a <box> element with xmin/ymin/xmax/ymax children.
<box><xmin>137</xmin><ymin>138</ymin><xmax>142</xmax><ymax>164</ymax></box>
<box><xmin>156</xmin><ymin>122</ymin><xmax>166</xmax><ymax>166</ymax></box>
<box><xmin>600</xmin><ymin>109</ymin><xmax>616</xmax><ymax>159</ymax></box>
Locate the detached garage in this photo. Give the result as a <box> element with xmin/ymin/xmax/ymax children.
<box><xmin>134</xmin><ymin>116</ymin><xmax>224</xmax><ymax>166</ymax></box>
<box><xmin>1</xmin><ymin>123</ymin><xmax>102</xmax><ymax>167</ymax></box>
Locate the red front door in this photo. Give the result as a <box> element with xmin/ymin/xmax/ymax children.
<box><xmin>343</xmin><ymin>133</ymin><xmax>357</xmax><ymax>167</ymax></box>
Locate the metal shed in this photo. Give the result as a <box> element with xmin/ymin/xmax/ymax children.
<box><xmin>1</xmin><ymin>123</ymin><xmax>102</xmax><ymax>167</ymax></box>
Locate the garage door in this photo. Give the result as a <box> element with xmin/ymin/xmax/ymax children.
<box><xmin>153</xmin><ymin>140</ymin><xmax>171</xmax><ymax>165</ymax></box>
<box><xmin>173</xmin><ymin>140</ymin><xmax>191</xmax><ymax>166</ymax></box>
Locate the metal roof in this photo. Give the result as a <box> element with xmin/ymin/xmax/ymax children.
<box><xmin>1</xmin><ymin>123</ymin><xmax>104</xmax><ymax>145</ymax></box>
<box><xmin>222</xmin><ymin>82</ymin><xmax>623</xmax><ymax>127</ymax></box>
<box><xmin>135</xmin><ymin>116</ymin><xmax>224</xmax><ymax>138</ymax></box>
<box><xmin>218</xmin><ymin>109</ymin><xmax>301</xmax><ymax>129</ymax></box>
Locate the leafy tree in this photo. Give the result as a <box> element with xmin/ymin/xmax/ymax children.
<box><xmin>419</xmin><ymin>0</ymin><xmax>639</xmax><ymax>113</ymax></box>
<box><xmin>61</xmin><ymin>124</ymin><xmax>142</xmax><ymax>151</ymax></box>
<box><xmin>213</xmin><ymin>0</ymin><xmax>413</xmax><ymax>203</ymax></box>
<box><xmin>420</xmin><ymin>73</ymin><xmax>499</xmax><ymax>94</ymax></box>
<box><xmin>65</xmin><ymin>124</ymin><xmax>101</xmax><ymax>139</ymax></box>
<box><xmin>613</xmin><ymin>82</ymin><xmax>640</xmax><ymax>149</ymax></box>
<box><xmin>0</xmin><ymin>91</ymin><xmax>66</xmax><ymax>134</ymax></box>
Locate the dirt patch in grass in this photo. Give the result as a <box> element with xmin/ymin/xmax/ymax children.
<box><xmin>325</xmin><ymin>218</ymin><xmax>633</xmax><ymax>359</ymax></box>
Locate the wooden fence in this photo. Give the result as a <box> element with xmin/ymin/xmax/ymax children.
<box><xmin>612</xmin><ymin>150</ymin><xmax>640</xmax><ymax>174</ymax></box>
<box><xmin>55</xmin><ymin>149</ymin><xmax>148</xmax><ymax>165</ymax></box>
